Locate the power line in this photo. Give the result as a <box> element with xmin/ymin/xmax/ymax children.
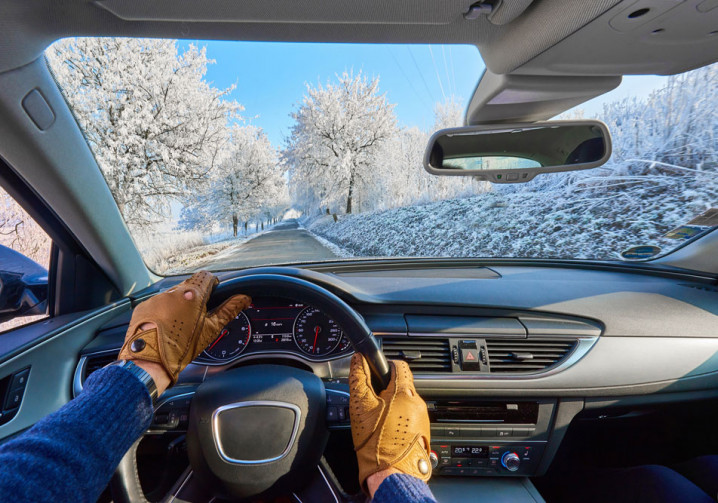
<box><xmin>407</xmin><ymin>46</ymin><xmax>435</xmax><ymax>104</ymax></box>
<box><xmin>449</xmin><ymin>45</ymin><xmax>458</xmax><ymax>96</ymax></box>
<box><xmin>428</xmin><ymin>45</ymin><xmax>446</xmax><ymax>101</ymax></box>
<box><xmin>441</xmin><ymin>45</ymin><xmax>454</xmax><ymax>98</ymax></box>
<box><xmin>386</xmin><ymin>47</ymin><xmax>431</xmax><ymax>109</ymax></box>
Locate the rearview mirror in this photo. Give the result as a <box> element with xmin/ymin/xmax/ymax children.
<box><xmin>424</xmin><ymin>120</ymin><xmax>612</xmax><ymax>183</ymax></box>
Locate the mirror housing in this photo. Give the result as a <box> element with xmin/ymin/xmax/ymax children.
<box><xmin>0</xmin><ymin>244</ymin><xmax>48</xmax><ymax>324</ymax></box>
<box><xmin>424</xmin><ymin>120</ymin><xmax>612</xmax><ymax>183</ymax></box>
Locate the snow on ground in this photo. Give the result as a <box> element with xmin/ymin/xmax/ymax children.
<box><xmin>309</xmin><ymin>164</ymin><xmax>718</xmax><ymax>261</ymax></box>
<box><xmin>140</xmin><ymin>227</ymin><xmax>273</xmax><ymax>274</ymax></box>
<box><xmin>305</xmin><ymin>229</ymin><xmax>355</xmax><ymax>258</ymax></box>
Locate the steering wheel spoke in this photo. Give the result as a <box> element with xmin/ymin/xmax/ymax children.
<box><xmin>292</xmin><ymin>462</ymin><xmax>364</xmax><ymax>503</ymax></box>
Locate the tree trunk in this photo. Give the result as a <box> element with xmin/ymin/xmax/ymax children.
<box><xmin>232</xmin><ymin>215</ymin><xmax>238</xmax><ymax>237</ymax></box>
<box><xmin>261</xmin><ymin>221</ymin><xmax>264</xmax><ymax>230</ymax></box>
<box><xmin>244</xmin><ymin>222</ymin><xmax>248</xmax><ymax>235</ymax></box>
<box><xmin>345</xmin><ymin>171</ymin><xmax>355</xmax><ymax>214</ymax></box>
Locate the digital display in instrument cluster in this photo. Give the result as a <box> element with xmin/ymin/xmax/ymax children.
<box><xmin>248</xmin><ymin>299</ymin><xmax>305</xmax><ymax>346</ymax></box>
<box><xmin>200</xmin><ymin>297</ymin><xmax>351</xmax><ymax>363</ymax></box>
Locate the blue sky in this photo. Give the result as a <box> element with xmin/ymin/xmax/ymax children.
<box><xmin>180</xmin><ymin>40</ymin><xmax>669</xmax><ymax>147</ymax></box>
<box><xmin>180</xmin><ymin>41</ymin><xmax>482</xmax><ymax>146</ymax></box>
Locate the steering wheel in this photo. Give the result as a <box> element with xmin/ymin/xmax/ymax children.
<box><xmin>111</xmin><ymin>274</ymin><xmax>391</xmax><ymax>502</ymax></box>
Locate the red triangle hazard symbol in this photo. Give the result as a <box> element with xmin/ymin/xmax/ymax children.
<box><xmin>465</xmin><ymin>351</ymin><xmax>476</xmax><ymax>361</ymax></box>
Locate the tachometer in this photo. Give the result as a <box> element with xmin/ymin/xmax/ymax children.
<box><xmin>203</xmin><ymin>312</ymin><xmax>251</xmax><ymax>361</ymax></box>
<box><xmin>293</xmin><ymin>307</ymin><xmax>343</xmax><ymax>356</ymax></box>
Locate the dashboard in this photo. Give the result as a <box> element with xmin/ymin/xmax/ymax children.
<box><xmin>52</xmin><ymin>263</ymin><xmax>718</xmax><ymax>483</ymax></box>
<box><xmin>195</xmin><ymin>297</ymin><xmax>352</xmax><ymax>364</ymax></box>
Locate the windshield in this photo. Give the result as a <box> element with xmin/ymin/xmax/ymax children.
<box><xmin>46</xmin><ymin>38</ymin><xmax>718</xmax><ymax>274</ymax></box>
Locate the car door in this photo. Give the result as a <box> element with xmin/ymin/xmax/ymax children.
<box><xmin>0</xmin><ymin>162</ymin><xmax>127</xmax><ymax>441</ymax></box>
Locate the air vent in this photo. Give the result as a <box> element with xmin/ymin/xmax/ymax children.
<box><xmin>381</xmin><ymin>337</ymin><xmax>451</xmax><ymax>372</ymax></box>
<box><xmin>83</xmin><ymin>352</ymin><xmax>119</xmax><ymax>381</ymax></box>
<box><xmin>486</xmin><ymin>338</ymin><xmax>576</xmax><ymax>373</ymax></box>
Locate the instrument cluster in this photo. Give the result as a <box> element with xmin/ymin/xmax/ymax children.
<box><xmin>196</xmin><ymin>297</ymin><xmax>352</xmax><ymax>364</ymax></box>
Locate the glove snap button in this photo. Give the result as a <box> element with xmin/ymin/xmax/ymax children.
<box><xmin>418</xmin><ymin>458</ymin><xmax>429</xmax><ymax>475</ymax></box>
<box><xmin>131</xmin><ymin>339</ymin><xmax>146</xmax><ymax>352</ymax></box>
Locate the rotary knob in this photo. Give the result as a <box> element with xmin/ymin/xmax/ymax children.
<box><xmin>501</xmin><ymin>452</ymin><xmax>520</xmax><ymax>472</ymax></box>
<box><xmin>429</xmin><ymin>451</ymin><xmax>439</xmax><ymax>469</ymax></box>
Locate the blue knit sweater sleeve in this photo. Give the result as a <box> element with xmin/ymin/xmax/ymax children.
<box><xmin>373</xmin><ymin>473</ymin><xmax>437</xmax><ymax>502</ymax></box>
<box><xmin>0</xmin><ymin>365</ymin><xmax>153</xmax><ymax>503</ymax></box>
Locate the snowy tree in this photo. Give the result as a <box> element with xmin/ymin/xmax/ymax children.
<box><xmin>0</xmin><ymin>188</ymin><xmax>51</xmax><ymax>266</ymax></box>
<box><xmin>179</xmin><ymin>125</ymin><xmax>288</xmax><ymax>236</ymax></box>
<box><xmin>46</xmin><ymin>38</ymin><xmax>242</xmax><ymax>228</ymax></box>
<box><xmin>433</xmin><ymin>96</ymin><xmax>465</xmax><ymax>130</ymax></box>
<box><xmin>284</xmin><ymin>72</ymin><xmax>398</xmax><ymax>215</ymax></box>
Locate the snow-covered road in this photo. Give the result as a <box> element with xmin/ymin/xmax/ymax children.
<box><xmin>196</xmin><ymin>219</ymin><xmax>337</xmax><ymax>270</ymax></box>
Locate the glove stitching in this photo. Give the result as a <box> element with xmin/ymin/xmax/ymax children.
<box><xmin>177</xmin><ymin>277</ymin><xmax>216</xmax><ymax>370</ymax></box>
<box><xmin>375</xmin><ymin>379</ymin><xmax>398</xmax><ymax>467</ymax></box>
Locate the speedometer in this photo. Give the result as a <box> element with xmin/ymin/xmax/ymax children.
<box><xmin>203</xmin><ymin>312</ymin><xmax>251</xmax><ymax>361</ymax></box>
<box><xmin>293</xmin><ymin>307</ymin><xmax>343</xmax><ymax>356</ymax></box>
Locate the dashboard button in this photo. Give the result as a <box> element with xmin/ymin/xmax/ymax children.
<box><xmin>496</xmin><ymin>428</ymin><xmax>513</xmax><ymax>438</ymax></box>
<box><xmin>461</xmin><ymin>427</ymin><xmax>482</xmax><ymax>438</ymax></box>
<box><xmin>431</xmin><ymin>426</ymin><xmax>445</xmax><ymax>437</ymax></box>
<box><xmin>326</xmin><ymin>406</ymin><xmax>338</xmax><ymax>421</ymax></box>
<box><xmin>326</xmin><ymin>390</ymin><xmax>350</xmax><ymax>405</ymax></box>
<box><xmin>445</xmin><ymin>427</ymin><xmax>460</xmax><ymax>437</ymax></box>
<box><xmin>458</xmin><ymin>341</ymin><xmax>480</xmax><ymax>371</ymax></box>
<box><xmin>452</xmin><ymin>458</ymin><xmax>468</xmax><ymax>467</ymax></box>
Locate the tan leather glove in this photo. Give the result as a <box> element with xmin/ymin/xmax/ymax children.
<box><xmin>349</xmin><ymin>353</ymin><xmax>431</xmax><ymax>493</ymax></box>
<box><xmin>118</xmin><ymin>271</ymin><xmax>251</xmax><ymax>384</ymax></box>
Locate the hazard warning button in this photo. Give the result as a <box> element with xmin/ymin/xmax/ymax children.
<box><xmin>458</xmin><ymin>340</ymin><xmax>481</xmax><ymax>371</ymax></box>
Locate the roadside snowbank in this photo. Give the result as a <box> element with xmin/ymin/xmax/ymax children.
<box><xmin>309</xmin><ymin>165</ymin><xmax>717</xmax><ymax>261</ymax></box>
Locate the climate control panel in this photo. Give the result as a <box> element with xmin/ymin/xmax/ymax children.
<box><xmin>430</xmin><ymin>442</ymin><xmax>544</xmax><ymax>476</ymax></box>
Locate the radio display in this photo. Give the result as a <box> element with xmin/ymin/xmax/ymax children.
<box><xmin>451</xmin><ymin>446</ymin><xmax>489</xmax><ymax>458</ymax></box>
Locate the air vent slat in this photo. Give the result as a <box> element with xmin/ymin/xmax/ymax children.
<box><xmin>82</xmin><ymin>352</ymin><xmax>119</xmax><ymax>382</ymax></box>
<box><xmin>381</xmin><ymin>337</ymin><xmax>451</xmax><ymax>372</ymax></box>
<box><xmin>486</xmin><ymin>338</ymin><xmax>577</xmax><ymax>374</ymax></box>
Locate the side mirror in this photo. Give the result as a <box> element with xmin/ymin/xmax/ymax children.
<box><xmin>424</xmin><ymin>120</ymin><xmax>612</xmax><ymax>183</ymax></box>
<box><xmin>0</xmin><ymin>244</ymin><xmax>48</xmax><ymax>324</ymax></box>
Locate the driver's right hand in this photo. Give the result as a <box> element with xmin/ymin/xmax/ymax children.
<box><xmin>349</xmin><ymin>353</ymin><xmax>432</xmax><ymax>494</ymax></box>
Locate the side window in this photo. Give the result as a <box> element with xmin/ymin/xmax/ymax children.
<box><xmin>0</xmin><ymin>186</ymin><xmax>51</xmax><ymax>333</ymax></box>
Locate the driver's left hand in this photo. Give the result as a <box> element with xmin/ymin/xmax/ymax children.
<box><xmin>118</xmin><ymin>271</ymin><xmax>251</xmax><ymax>386</ymax></box>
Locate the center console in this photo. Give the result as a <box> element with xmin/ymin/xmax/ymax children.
<box><xmin>427</xmin><ymin>399</ymin><xmax>555</xmax><ymax>477</ymax></box>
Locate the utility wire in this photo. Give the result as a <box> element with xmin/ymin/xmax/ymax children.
<box><xmin>441</xmin><ymin>45</ymin><xmax>454</xmax><ymax>98</ymax></box>
<box><xmin>449</xmin><ymin>46</ymin><xmax>458</xmax><ymax>96</ymax></box>
<box><xmin>407</xmin><ymin>46</ymin><xmax>435</xmax><ymax>104</ymax></box>
<box><xmin>386</xmin><ymin>47</ymin><xmax>431</xmax><ymax>109</ymax></box>
<box><xmin>428</xmin><ymin>45</ymin><xmax>446</xmax><ymax>101</ymax></box>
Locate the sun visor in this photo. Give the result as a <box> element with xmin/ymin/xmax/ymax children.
<box><xmin>465</xmin><ymin>69</ymin><xmax>621</xmax><ymax>125</ymax></box>
<box><xmin>488</xmin><ymin>0</ymin><xmax>534</xmax><ymax>26</ymax></box>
